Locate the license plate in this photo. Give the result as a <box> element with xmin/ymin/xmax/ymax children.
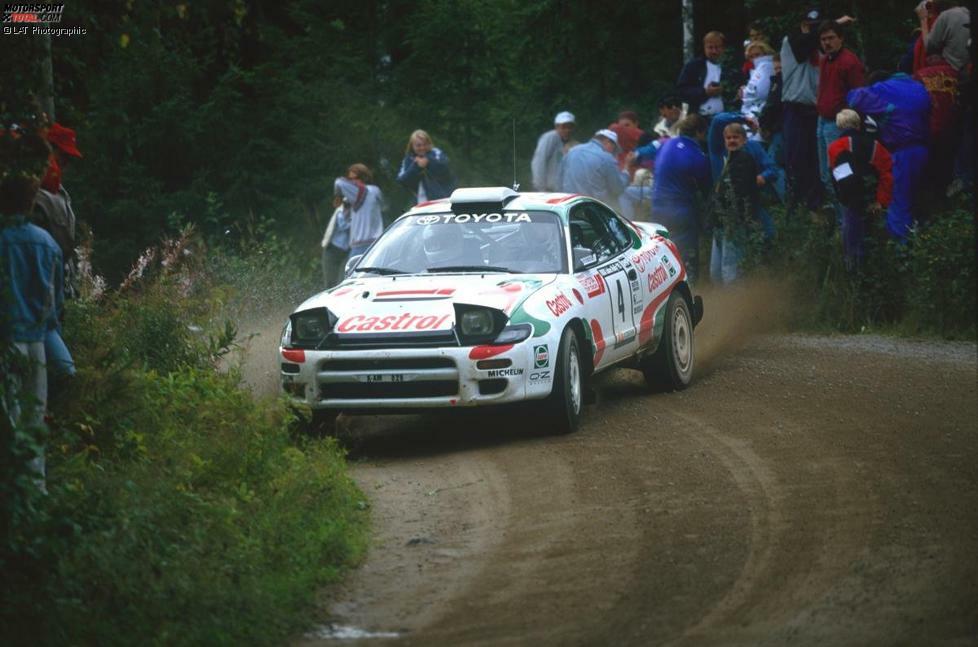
<box><xmin>359</xmin><ymin>373</ymin><xmax>408</xmax><ymax>383</ymax></box>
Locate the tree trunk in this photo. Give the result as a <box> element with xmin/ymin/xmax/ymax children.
<box><xmin>39</xmin><ymin>33</ymin><xmax>55</xmax><ymax>120</ymax></box>
<box><xmin>682</xmin><ymin>0</ymin><xmax>694</xmax><ymax>64</ymax></box>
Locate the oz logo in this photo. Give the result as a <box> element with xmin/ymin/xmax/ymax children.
<box><xmin>417</xmin><ymin>215</ymin><xmax>440</xmax><ymax>225</ymax></box>
<box><xmin>533</xmin><ymin>344</ymin><xmax>549</xmax><ymax>368</ymax></box>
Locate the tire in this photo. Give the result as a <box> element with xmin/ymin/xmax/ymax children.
<box><xmin>309</xmin><ymin>409</ymin><xmax>339</xmax><ymax>437</ymax></box>
<box><xmin>643</xmin><ymin>291</ymin><xmax>694</xmax><ymax>391</ymax></box>
<box><xmin>547</xmin><ymin>328</ymin><xmax>584</xmax><ymax>434</ymax></box>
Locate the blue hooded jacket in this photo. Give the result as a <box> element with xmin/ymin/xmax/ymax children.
<box><xmin>846</xmin><ymin>74</ymin><xmax>930</xmax><ymax>152</ymax></box>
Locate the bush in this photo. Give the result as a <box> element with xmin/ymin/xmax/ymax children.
<box><xmin>763</xmin><ymin>202</ymin><xmax>976</xmax><ymax>339</ymax></box>
<box><xmin>1</xmin><ymin>238</ymin><xmax>367</xmax><ymax>645</ymax></box>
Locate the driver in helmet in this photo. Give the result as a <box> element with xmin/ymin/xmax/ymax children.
<box><xmin>422</xmin><ymin>224</ymin><xmax>467</xmax><ymax>269</ymax></box>
<box><xmin>507</xmin><ymin>220</ymin><xmax>563</xmax><ymax>272</ymax></box>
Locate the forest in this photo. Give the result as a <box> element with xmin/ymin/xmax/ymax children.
<box><xmin>2</xmin><ymin>0</ymin><xmax>931</xmax><ymax>281</ymax></box>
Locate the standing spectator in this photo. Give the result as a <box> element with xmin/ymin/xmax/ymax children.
<box><xmin>816</xmin><ymin>20</ymin><xmax>866</xmax><ymax>225</ymax></box>
<box><xmin>917</xmin><ymin>1</ymin><xmax>973</xmax><ymax>195</ymax></box>
<box><xmin>846</xmin><ymin>72</ymin><xmax>930</xmax><ymax>239</ymax></box>
<box><xmin>677</xmin><ymin>31</ymin><xmax>740</xmax><ymax>119</ymax></box>
<box><xmin>320</xmin><ymin>202</ymin><xmax>349</xmax><ymax>289</ymax></box>
<box><xmin>531</xmin><ymin>111</ymin><xmax>577</xmax><ymax>192</ymax></box>
<box><xmin>334</xmin><ymin>163</ymin><xmax>385</xmax><ymax>257</ymax></box>
<box><xmin>619</xmin><ymin>168</ymin><xmax>653</xmax><ymax>223</ymax></box>
<box><xmin>1</xmin><ymin>128</ymin><xmax>63</xmax><ymax>491</ymax></box>
<box><xmin>33</xmin><ymin>122</ymin><xmax>80</xmax><ymax>297</ymax></box>
<box><xmin>647</xmin><ymin>115</ymin><xmax>712</xmax><ymax>282</ymax></box>
<box><xmin>742</xmin><ymin>21</ymin><xmax>772</xmax><ymax>75</ymax></box>
<box><xmin>710</xmin><ymin>123</ymin><xmax>761</xmax><ymax>285</ymax></box>
<box><xmin>32</xmin><ymin>122</ymin><xmax>79</xmax><ymax>379</ymax></box>
<box><xmin>653</xmin><ymin>96</ymin><xmax>687</xmax><ymax>138</ymax></box>
<box><xmin>828</xmin><ymin>109</ymin><xmax>894</xmax><ymax>270</ymax></box>
<box><xmin>396</xmin><ymin>130</ymin><xmax>455</xmax><ymax>205</ymax></box>
<box><xmin>781</xmin><ymin>10</ymin><xmax>831</xmax><ymax>213</ymax></box>
<box><xmin>918</xmin><ymin>1</ymin><xmax>971</xmax><ymax>72</ymax></box>
<box><xmin>915</xmin><ymin>55</ymin><xmax>960</xmax><ymax>205</ymax></box>
<box><xmin>559</xmin><ymin>129</ymin><xmax>629</xmax><ymax>207</ymax></box>
<box><xmin>740</xmin><ymin>41</ymin><xmax>778</xmax><ymax>121</ymax></box>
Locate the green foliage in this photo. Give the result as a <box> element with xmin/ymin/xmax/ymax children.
<box><xmin>903</xmin><ymin>209</ymin><xmax>977</xmax><ymax>336</ymax></box>
<box><xmin>764</xmin><ymin>204</ymin><xmax>976</xmax><ymax>339</ymax></box>
<box><xmin>0</xmin><ymin>245</ymin><xmax>367</xmax><ymax>646</ymax></box>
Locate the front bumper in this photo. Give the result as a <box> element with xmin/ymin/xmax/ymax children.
<box><xmin>279</xmin><ymin>344</ymin><xmax>540</xmax><ymax>410</ymax></box>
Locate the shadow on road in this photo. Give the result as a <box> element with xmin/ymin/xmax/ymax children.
<box><xmin>340</xmin><ymin>407</ymin><xmax>554</xmax><ymax>461</ymax></box>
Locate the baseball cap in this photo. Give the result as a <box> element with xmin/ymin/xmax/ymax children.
<box><xmin>47</xmin><ymin>123</ymin><xmax>83</xmax><ymax>158</ymax></box>
<box><xmin>804</xmin><ymin>8</ymin><xmax>822</xmax><ymax>23</ymax></box>
<box><xmin>554</xmin><ymin>111</ymin><xmax>575</xmax><ymax>125</ymax></box>
<box><xmin>594</xmin><ymin>128</ymin><xmax>620</xmax><ymax>151</ymax></box>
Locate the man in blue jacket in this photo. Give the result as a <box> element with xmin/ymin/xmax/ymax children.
<box><xmin>559</xmin><ymin>129</ymin><xmax>629</xmax><ymax>207</ymax></box>
<box><xmin>846</xmin><ymin>72</ymin><xmax>930</xmax><ymax>239</ymax></box>
<box><xmin>1</xmin><ymin>128</ymin><xmax>63</xmax><ymax>491</ymax></box>
<box><xmin>647</xmin><ymin>115</ymin><xmax>712</xmax><ymax>282</ymax></box>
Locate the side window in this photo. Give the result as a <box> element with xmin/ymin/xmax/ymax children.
<box><xmin>600</xmin><ymin>207</ymin><xmax>634</xmax><ymax>251</ymax></box>
<box><xmin>568</xmin><ymin>203</ymin><xmax>633</xmax><ymax>271</ymax></box>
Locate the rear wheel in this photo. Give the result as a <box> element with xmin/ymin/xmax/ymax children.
<box><xmin>547</xmin><ymin>328</ymin><xmax>584</xmax><ymax>434</ymax></box>
<box><xmin>642</xmin><ymin>292</ymin><xmax>694</xmax><ymax>391</ymax></box>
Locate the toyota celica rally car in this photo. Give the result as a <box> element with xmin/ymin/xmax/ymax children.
<box><xmin>279</xmin><ymin>187</ymin><xmax>703</xmax><ymax>434</ymax></box>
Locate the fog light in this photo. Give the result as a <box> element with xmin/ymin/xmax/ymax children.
<box><xmin>477</xmin><ymin>359</ymin><xmax>512</xmax><ymax>370</ymax></box>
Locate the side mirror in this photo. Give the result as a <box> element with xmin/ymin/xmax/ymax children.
<box><xmin>344</xmin><ymin>254</ymin><xmax>363</xmax><ymax>276</ymax></box>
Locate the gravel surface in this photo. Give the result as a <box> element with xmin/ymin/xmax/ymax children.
<box><xmin>286</xmin><ymin>329</ymin><xmax>977</xmax><ymax>646</ymax></box>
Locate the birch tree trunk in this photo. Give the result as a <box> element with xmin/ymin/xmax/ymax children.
<box><xmin>682</xmin><ymin>0</ymin><xmax>694</xmax><ymax>63</ymax></box>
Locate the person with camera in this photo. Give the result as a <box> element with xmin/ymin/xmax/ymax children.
<box><xmin>677</xmin><ymin>31</ymin><xmax>742</xmax><ymax>120</ymax></box>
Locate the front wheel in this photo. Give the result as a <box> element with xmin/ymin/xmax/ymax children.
<box><xmin>308</xmin><ymin>409</ymin><xmax>339</xmax><ymax>437</ymax></box>
<box><xmin>643</xmin><ymin>292</ymin><xmax>694</xmax><ymax>391</ymax></box>
<box><xmin>547</xmin><ymin>328</ymin><xmax>584</xmax><ymax>434</ymax></box>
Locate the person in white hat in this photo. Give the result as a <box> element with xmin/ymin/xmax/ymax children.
<box><xmin>531</xmin><ymin>111</ymin><xmax>578</xmax><ymax>192</ymax></box>
<box><xmin>559</xmin><ymin>128</ymin><xmax>629</xmax><ymax>207</ymax></box>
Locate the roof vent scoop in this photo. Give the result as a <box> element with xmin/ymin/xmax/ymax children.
<box><xmin>449</xmin><ymin>187</ymin><xmax>519</xmax><ymax>214</ymax></box>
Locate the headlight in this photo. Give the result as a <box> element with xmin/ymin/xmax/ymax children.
<box><xmin>289</xmin><ymin>307</ymin><xmax>337</xmax><ymax>348</ymax></box>
<box><xmin>460</xmin><ymin>310</ymin><xmax>494</xmax><ymax>336</ymax></box>
<box><xmin>453</xmin><ymin>304</ymin><xmax>509</xmax><ymax>346</ymax></box>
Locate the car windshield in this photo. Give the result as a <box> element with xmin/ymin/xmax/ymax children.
<box><xmin>354</xmin><ymin>211</ymin><xmax>567</xmax><ymax>275</ymax></box>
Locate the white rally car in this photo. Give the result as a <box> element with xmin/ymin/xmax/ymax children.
<box><xmin>280</xmin><ymin>187</ymin><xmax>703</xmax><ymax>434</ymax></box>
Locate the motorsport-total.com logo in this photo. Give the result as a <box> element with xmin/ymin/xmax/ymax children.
<box><xmin>2</xmin><ymin>3</ymin><xmax>86</xmax><ymax>36</ymax></box>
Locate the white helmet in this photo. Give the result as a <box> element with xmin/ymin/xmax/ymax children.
<box><xmin>423</xmin><ymin>225</ymin><xmax>463</xmax><ymax>266</ymax></box>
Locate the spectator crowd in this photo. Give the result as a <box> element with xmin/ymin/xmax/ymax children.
<box><xmin>532</xmin><ymin>2</ymin><xmax>974</xmax><ymax>284</ymax></box>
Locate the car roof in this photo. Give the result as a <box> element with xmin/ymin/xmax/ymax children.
<box><xmin>404</xmin><ymin>188</ymin><xmax>588</xmax><ymax>219</ymax></box>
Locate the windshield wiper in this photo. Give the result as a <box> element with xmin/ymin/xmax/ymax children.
<box><xmin>356</xmin><ymin>266</ymin><xmax>406</xmax><ymax>275</ymax></box>
<box><xmin>427</xmin><ymin>265</ymin><xmax>516</xmax><ymax>273</ymax></box>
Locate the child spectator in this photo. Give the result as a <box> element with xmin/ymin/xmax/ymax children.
<box><xmin>828</xmin><ymin>109</ymin><xmax>894</xmax><ymax>270</ymax></box>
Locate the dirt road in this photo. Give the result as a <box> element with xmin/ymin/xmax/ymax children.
<box><xmin>235</xmin><ymin>286</ymin><xmax>978</xmax><ymax>646</ymax></box>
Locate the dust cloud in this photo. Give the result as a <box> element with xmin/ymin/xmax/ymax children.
<box><xmin>227</xmin><ymin>304</ymin><xmax>296</xmax><ymax>399</ymax></box>
<box><xmin>692</xmin><ymin>275</ymin><xmax>795</xmax><ymax>371</ymax></box>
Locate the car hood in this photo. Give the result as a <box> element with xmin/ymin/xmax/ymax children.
<box><xmin>295</xmin><ymin>273</ymin><xmax>556</xmax><ymax>334</ymax></box>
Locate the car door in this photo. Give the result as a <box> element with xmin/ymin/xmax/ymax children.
<box><xmin>568</xmin><ymin>203</ymin><xmax>640</xmax><ymax>368</ymax></box>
